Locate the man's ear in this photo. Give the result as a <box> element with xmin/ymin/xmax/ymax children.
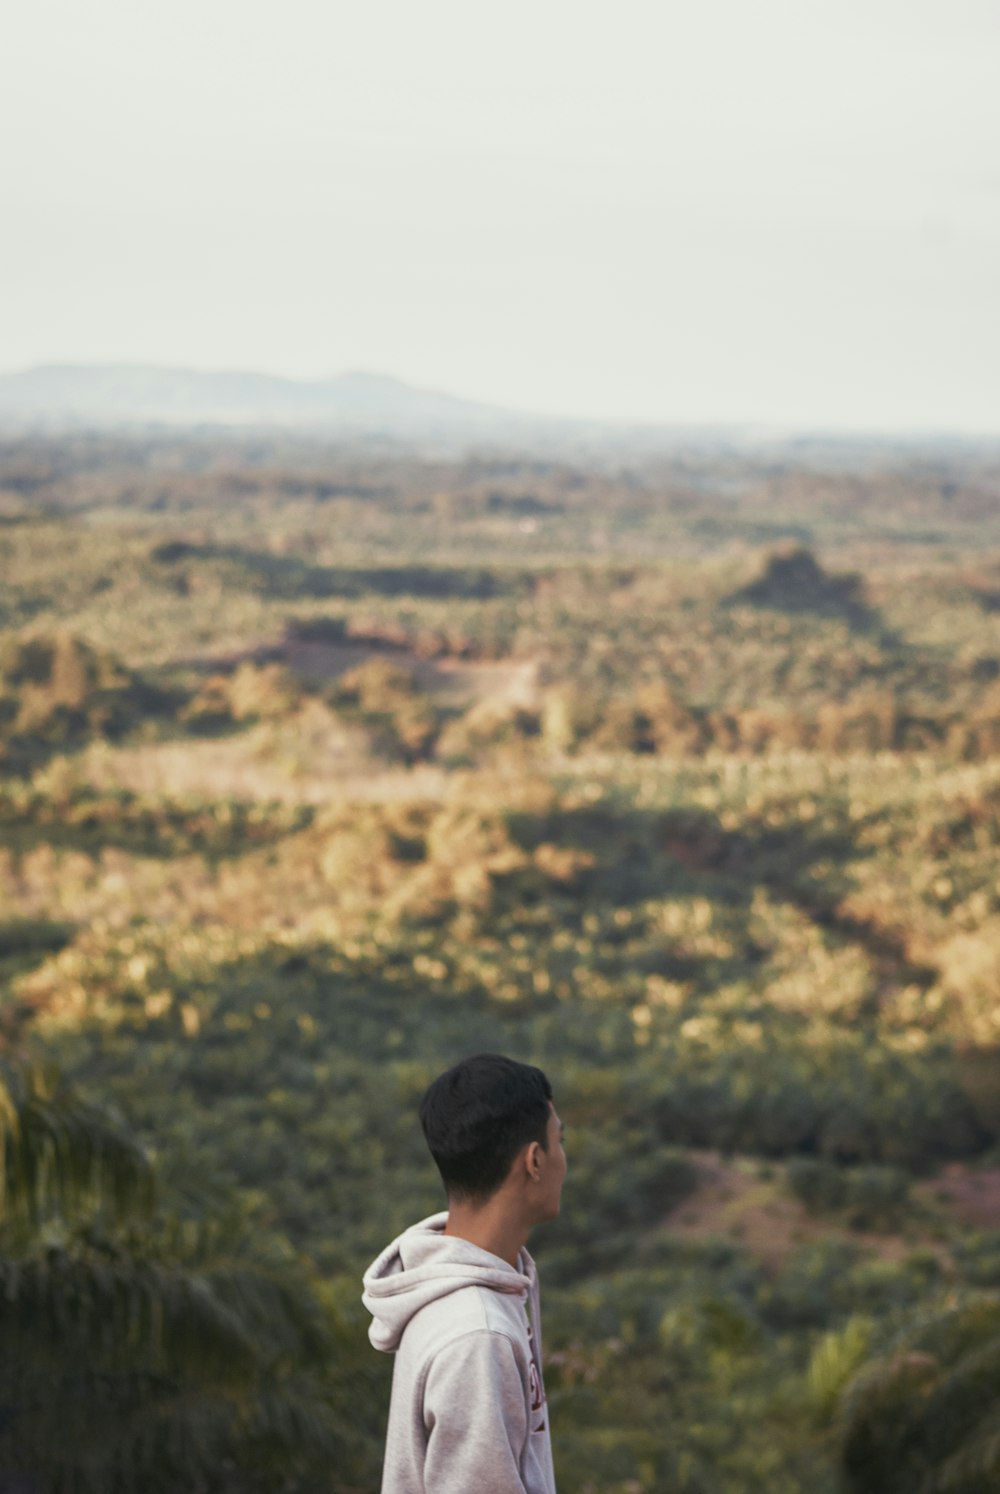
<box><xmin>524</xmin><ymin>1140</ymin><xmax>543</xmax><ymax>1182</ymax></box>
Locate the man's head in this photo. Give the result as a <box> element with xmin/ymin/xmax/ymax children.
<box><xmin>420</xmin><ymin>1054</ymin><xmax>564</xmax><ymax>1215</ymax></box>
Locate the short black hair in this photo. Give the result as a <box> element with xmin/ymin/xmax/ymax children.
<box><xmin>419</xmin><ymin>1054</ymin><xmax>553</xmax><ymax>1203</ymax></box>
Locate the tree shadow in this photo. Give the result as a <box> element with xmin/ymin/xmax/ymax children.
<box><xmin>974</xmin><ymin>588</ymin><xmax>1000</xmax><ymax>615</ymax></box>
<box><xmin>0</xmin><ymin>920</ymin><xmax>76</xmax><ymax>1020</ymax></box>
<box><xmin>0</xmin><ymin>786</ymin><xmax>313</xmax><ymax>863</ymax></box>
<box><xmin>505</xmin><ymin>800</ymin><xmax>935</xmax><ymax>993</ymax></box>
<box><xmin>149</xmin><ymin>540</ymin><xmax>531</xmax><ymax>602</ymax></box>
<box><xmin>725</xmin><ymin>547</ymin><xmax>889</xmax><ymax>638</ymax></box>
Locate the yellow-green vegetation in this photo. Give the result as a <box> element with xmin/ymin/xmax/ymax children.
<box><xmin>2</xmin><ymin>432</ymin><xmax>1000</xmax><ymax>1491</ymax></box>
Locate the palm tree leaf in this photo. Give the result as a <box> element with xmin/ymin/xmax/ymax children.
<box><xmin>0</xmin><ymin>1064</ymin><xmax>154</xmax><ymax>1229</ymax></box>
<box><xmin>928</xmin><ymin>1413</ymin><xmax>1000</xmax><ymax>1492</ymax></box>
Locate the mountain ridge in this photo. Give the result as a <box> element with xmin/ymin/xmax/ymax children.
<box><xmin>0</xmin><ymin>362</ymin><xmax>529</xmax><ymax>435</ymax></box>
<box><xmin>1</xmin><ymin>363</ymin><xmax>995</xmax><ymax>458</ymax></box>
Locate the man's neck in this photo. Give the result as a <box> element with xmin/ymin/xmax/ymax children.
<box><xmin>442</xmin><ymin>1197</ymin><xmax>528</xmax><ymax>1269</ymax></box>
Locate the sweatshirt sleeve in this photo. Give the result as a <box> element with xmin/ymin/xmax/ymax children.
<box><xmin>423</xmin><ymin>1329</ymin><xmax>530</xmax><ymax>1494</ymax></box>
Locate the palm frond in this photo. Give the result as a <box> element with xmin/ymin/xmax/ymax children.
<box><xmin>807</xmin><ymin>1314</ymin><xmax>873</xmax><ymax>1426</ymax></box>
<box><xmin>0</xmin><ymin>1063</ymin><xmax>154</xmax><ymax>1230</ymax></box>
<box><xmin>0</xmin><ymin>1062</ymin><xmax>372</xmax><ymax>1491</ymax></box>
<box><xmin>837</xmin><ymin>1295</ymin><xmax>1000</xmax><ymax>1494</ymax></box>
<box><xmin>928</xmin><ymin>1412</ymin><xmax>1000</xmax><ymax>1493</ymax></box>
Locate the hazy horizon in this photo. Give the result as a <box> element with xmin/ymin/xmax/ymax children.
<box><xmin>4</xmin><ymin>358</ymin><xmax>1000</xmax><ymax>441</ymax></box>
<box><xmin>6</xmin><ymin>1</ymin><xmax>1000</xmax><ymax>434</ymax></box>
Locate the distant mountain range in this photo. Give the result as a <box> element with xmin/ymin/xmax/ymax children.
<box><xmin>0</xmin><ymin>364</ymin><xmax>568</xmax><ymax>442</ymax></box>
<box><xmin>0</xmin><ymin>364</ymin><xmax>994</xmax><ymax>459</ymax></box>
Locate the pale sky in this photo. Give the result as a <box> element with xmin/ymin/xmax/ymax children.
<box><xmin>5</xmin><ymin>0</ymin><xmax>1000</xmax><ymax>431</ymax></box>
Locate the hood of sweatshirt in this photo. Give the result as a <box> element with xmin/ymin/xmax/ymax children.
<box><xmin>362</xmin><ymin>1212</ymin><xmax>534</xmax><ymax>1352</ymax></box>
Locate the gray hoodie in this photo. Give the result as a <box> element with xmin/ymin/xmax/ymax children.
<box><xmin>362</xmin><ymin>1213</ymin><xmax>557</xmax><ymax>1494</ymax></box>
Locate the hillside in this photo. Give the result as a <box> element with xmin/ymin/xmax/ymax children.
<box><xmin>2</xmin><ymin>431</ymin><xmax>1000</xmax><ymax>1492</ymax></box>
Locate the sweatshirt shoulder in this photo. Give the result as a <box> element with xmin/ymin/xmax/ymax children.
<box><xmin>400</xmin><ymin>1282</ymin><xmax>528</xmax><ymax>1364</ymax></box>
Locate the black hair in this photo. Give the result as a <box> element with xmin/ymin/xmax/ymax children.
<box><xmin>419</xmin><ymin>1054</ymin><xmax>553</xmax><ymax>1203</ymax></box>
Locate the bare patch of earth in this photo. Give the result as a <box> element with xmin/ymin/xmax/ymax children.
<box><xmin>75</xmin><ymin>719</ymin><xmax>450</xmax><ymax>806</ymax></box>
<box><xmin>73</xmin><ymin>634</ymin><xmax>540</xmax><ymax>805</ymax></box>
<box><xmin>283</xmin><ymin>639</ymin><xmax>541</xmax><ymax>710</ymax></box>
<box><xmin>664</xmin><ymin>1151</ymin><xmax>1000</xmax><ymax>1273</ymax></box>
<box><xmin>184</xmin><ymin>635</ymin><xmax>541</xmax><ymax>711</ymax></box>
<box><xmin>914</xmin><ymin>1162</ymin><xmax>1000</xmax><ymax>1231</ymax></box>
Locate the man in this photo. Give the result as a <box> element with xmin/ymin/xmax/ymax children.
<box><xmin>363</xmin><ymin>1054</ymin><xmax>566</xmax><ymax>1494</ymax></box>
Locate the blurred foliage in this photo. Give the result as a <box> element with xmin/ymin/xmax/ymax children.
<box><xmin>0</xmin><ymin>632</ymin><xmax>171</xmax><ymax>773</ymax></box>
<box><xmin>2</xmin><ymin>432</ymin><xmax>1000</xmax><ymax>1489</ymax></box>
<box><xmin>0</xmin><ymin>1064</ymin><xmax>378</xmax><ymax>1493</ymax></box>
<box><xmin>834</xmin><ymin>1295</ymin><xmax>1000</xmax><ymax>1494</ymax></box>
<box><xmin>787</xmin><ymin>1160</ymin><xmax>913</xmax><ymax>1231</ymax></box>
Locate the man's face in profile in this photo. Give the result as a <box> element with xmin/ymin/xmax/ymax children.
<box><xmin>534</xmin><ymin>1103</ymin><xmax>566</xmax><ymax>1222</ymax></box>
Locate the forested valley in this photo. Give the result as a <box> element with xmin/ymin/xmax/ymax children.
<box><xmin>2</xmin><ymin>430</ymin><xmax>1000</xmax><ymax>1492</ymax></box>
